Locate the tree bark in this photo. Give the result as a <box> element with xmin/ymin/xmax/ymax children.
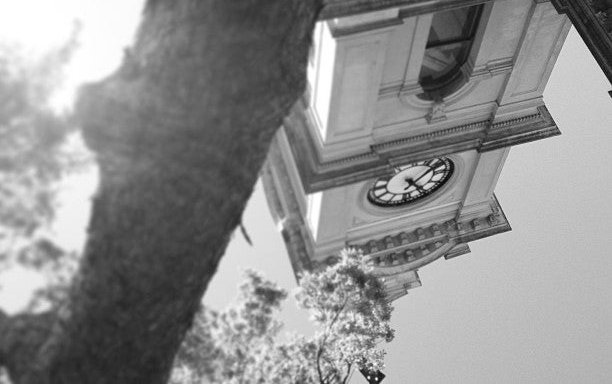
<box><xmin>0</xmin><ymin>0</ymin><xmax>321</xmax><ymax>382</ymax></box>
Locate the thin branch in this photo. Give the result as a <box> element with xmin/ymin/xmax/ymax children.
<box><xmin>0</xmin><ymin>309</ymin><xmax>9</xmax><ymax>365</ymax></box>
<box><xmin>317</xmin><ymin>297</ymin><xmax>349</xmax><ymax>384</ymax></box>
<box><xmin>320</xmin><ymin>355</ymin><xmax>341</xmax><ymax>384</ymax></box>
<box><xmin>0</xmin><ymin>311</ymin><xmax>55</xmax><ymax>381</ymax></box>
<box><xmin>316</xmin><ymin>346</ymin><xmax>325</xmax><ymax>384</ymax></box>
<box><xmin>327</xmin><ymin>297</ymin><xmax>348</xmax><ymax>332</ymax></box>
<box><xmin>321</xmin><ymin>370</ymin><xmax>335</xmax><ymax>384</ymax></box>
<box><xmin>341</xmin><ymin>362</ymin><xmax>352</xmax><ymax>384</ymax></box>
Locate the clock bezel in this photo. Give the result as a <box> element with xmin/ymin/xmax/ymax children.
<box><xmin>366</xmin><ymin>157</ymin><xmax>455</xmax><ymax>208</ymax></box>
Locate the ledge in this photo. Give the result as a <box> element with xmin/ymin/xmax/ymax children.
<box><xmin>320</xmin><ymin>0</ymin><xmax>494</xmax><ymax>20</ymax></box>
<box><xmin>346</xmin><ymin>194</ymin><xmax>510</xmax><ymax>271</ymax></box>
<box><xmin>551</xmin><ymin>0</ymin><xmax>612</xmax><ymax>86</ymax></box>
<box><xmin>284</xmin><ymin>102</ymin><xmax>560</xmax><ymax>193</ymax></box>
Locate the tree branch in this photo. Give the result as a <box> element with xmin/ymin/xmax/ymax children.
<box><xmin>0</xmin><ymin>309</ymin><xmax>8</xmax><ymax>365</ymax></box>
<box><xmin>0</xmin><ymin>311</ymin><xmax>55</xmax><ymax>383</ymax></box>
<box><xmin>327</xmin><ymin>298</ymin><xmax>348</xmax><ymax>332</ymax></box>
<box><xmin>341</xmin><ymin>362</ymin><xmax>352</xmax><ymax>384</ymax></box>
<box><xmin>19</xmin><ymin>1</ymin><xmax>323</xmax><ymax>383</ymax></box>
<box><xmin>319</xmin><ymin>356</ymin><xmax>339</xmax><ymax>384</ymax></box>
<box><xmin>316</xmin><ymin>346</ymin><xmax>325</xmax><ymax>384</ymax></box>
<box><xmin>316</xmin><ymin>297</ymin><xmax>348</xmax><ymax>384</ymax></box>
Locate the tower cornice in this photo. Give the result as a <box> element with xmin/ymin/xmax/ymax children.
<box><xmin>284</xmin><ymin>103</ymin><xmax>559</xmax><ymax>193</ymax></box>
<box><xmin>320</xmin><ymin>0</ymin><xmax>495</xmax><ymax>20</ymax></box>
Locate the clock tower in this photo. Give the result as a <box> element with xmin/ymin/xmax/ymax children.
<box><xmin>262</xmin><ymin>0</ymin><xmax>571</xmax><ymax>301</ymax></box>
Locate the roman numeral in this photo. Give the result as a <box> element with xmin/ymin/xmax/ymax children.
<box><xmin>433</xmin><ymin>161</ymin><xmax>446</xmax><ymax>170</ymax></box>
<box><xmin>374</xmin><ymin>188</ymin><xmax>387</xmax><ymax>197</ymax></box>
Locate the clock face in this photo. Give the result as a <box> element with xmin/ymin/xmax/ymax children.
<box><xmin>367</xmin><ymin>158</ymin><xmax>454</xmax><ymax>207</ymax></box>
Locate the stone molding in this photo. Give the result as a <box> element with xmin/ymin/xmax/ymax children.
<box><xmin>347</xmin><ymin>194</ymin><xmax>509</xmax><ymax>271</ymax></box>
<box><xmin>284</xmin><ymin>101</ymin><xmax>559</xmax><ymax>193</ymax></box>
<box><xmin>320</xmin><ymin>0</ymin><xmax>494</xmax><ymax>20</ymax></box>
<box><xmin>261</xmin><ymin>138</ymin><xmax>314</xmax><ymax>278</ymax></box>
<box><xmin>296</xmin><ymin>195</ymin><xmax>510</xmax><ymax>300</ymax></box>
<box><xmin>383</xmin><ymin>269</ymin><xmax>422</xmax><ymax>301</ymax></box>
<box><xmin>551</xmin><ymin>0</ymin><xmax>612</xmax><ymax>87</ymax></box>
<box><xmin>480</xmin><ymin>105</ymin><xmax>559</xmax><ymax>151</ymax></box>
<box><xmin>328</xmin><ymin>15</ymin><xmax>404</xmax><ymax>38</ymax></box>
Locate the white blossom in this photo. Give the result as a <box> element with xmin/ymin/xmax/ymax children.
<box><xmin>171</xmin><ymin>249</ymin><xmax>394</xmax><ymax>384</ymax></box>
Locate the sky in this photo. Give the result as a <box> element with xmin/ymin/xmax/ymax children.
<box><xmin>1</xmin><ymin>2</ymin><xmax>612</xmax><ymax>383</ymax></box>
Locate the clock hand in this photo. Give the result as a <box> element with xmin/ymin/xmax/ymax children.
<box><xmin>403</xmin><ymin>178</ymin><xmax>415</xmax><ymax>191</ymax></box>
<box><xmin>413</xmin><ymin>168</ymin><xmax>433</xmax><ymax>184</ymax></box>
<box><xmin>403</xmin><ymin>166</ymin><xmax>435</xmax><ymax>191</ymax></box>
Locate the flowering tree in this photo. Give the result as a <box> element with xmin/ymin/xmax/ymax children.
<box><xmin>171</xmin><ymin>249</ymin><xmax>394</xmax><ymax>384</ymax></box>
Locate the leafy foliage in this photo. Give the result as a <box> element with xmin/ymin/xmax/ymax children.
<box><xmin>173</xmin><ymin>270</ymin><xmax>287</xmax><ymax>384</ymax></box>
<box><xmin>171</xmin><ymin>249</ymin><xmax>394</xmax><ymax>384</ymax></box>
<box><xmin>0</xmin><ymin>30</ymin><xmax>88</xmax><ymax>312</ymax></box>
<box><xmin>0</xmin><ymin>42</ymin><xmax>73</xmax><ymax>242</ymax></box>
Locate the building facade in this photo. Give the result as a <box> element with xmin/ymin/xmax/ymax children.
<box><xmin>550</xmin><ymin>0</ymin><xmax>612</xmax><ymax>89</ymax></box>
<box><xmin>263</xmin><ymin>0</ymin><xmax>571</xmax><ymax>301</ymax></box>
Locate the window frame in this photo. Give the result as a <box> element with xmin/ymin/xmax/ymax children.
<box><xmin>418</xmin><ymin>4</ymin><xmax>484</xmax><ymax>99</ymax></box>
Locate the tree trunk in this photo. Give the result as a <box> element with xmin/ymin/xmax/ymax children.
<box><xmin>0</xmin><ymin>0</ymin><xmax>321</xmax><ymax>382</ymax></box>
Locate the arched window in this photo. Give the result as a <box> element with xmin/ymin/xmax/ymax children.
<box><xmin>418</xmin><ymin>5</ymin><xmax>483</xmax><ymax>99</ymax></box>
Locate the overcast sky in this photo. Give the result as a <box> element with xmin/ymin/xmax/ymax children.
<box><xmin>2</xmin><ymin>2</ymin><xmax>612</xmax><ymax>383</ymax></box>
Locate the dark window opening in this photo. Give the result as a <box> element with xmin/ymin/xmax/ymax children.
<box><xmin>418</xmin><ymin>5</ymin><xmax>483</xmax><ymax>99</ymax></box>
